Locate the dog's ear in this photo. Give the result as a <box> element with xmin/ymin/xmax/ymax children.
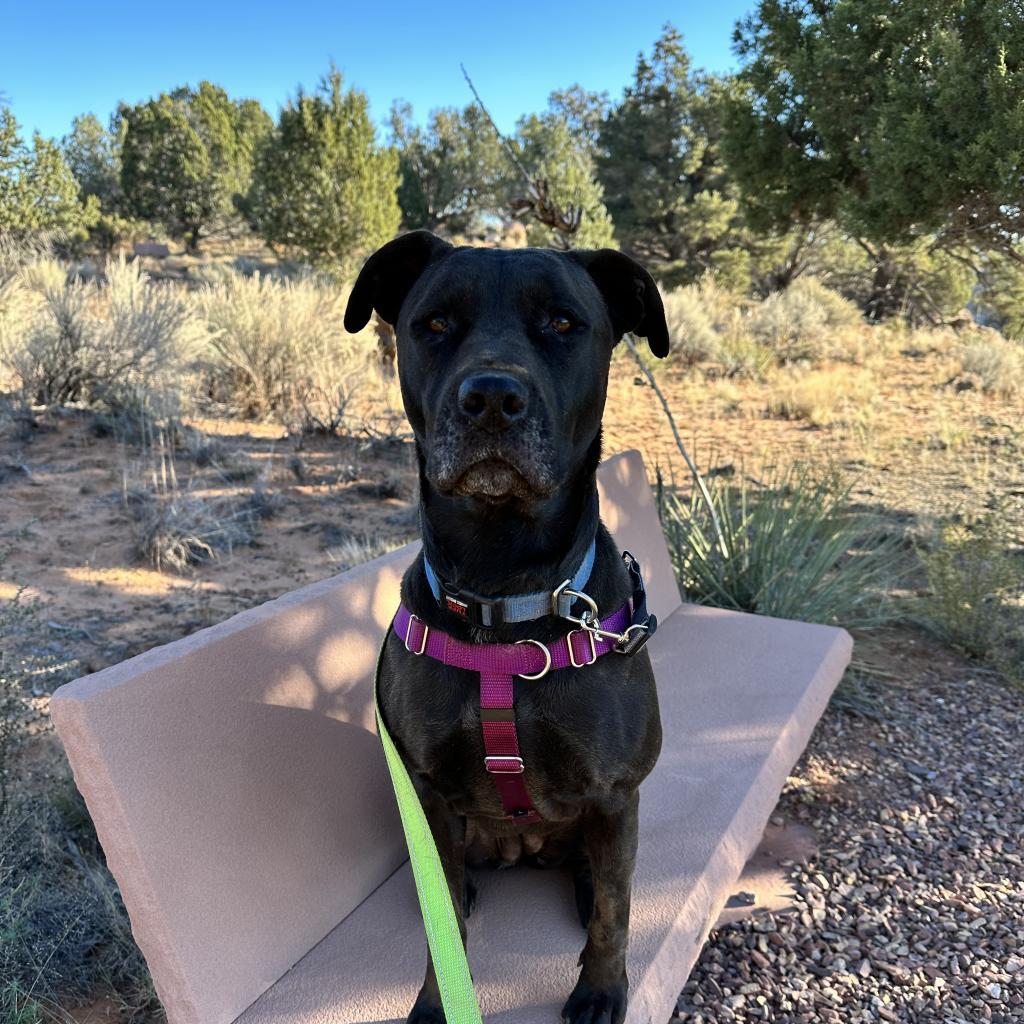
<box><xmin>568</xmin><ymin>249</ymin><xmax>669</xmax><ymax>358</ymax></box>
<box><xmin>344</xmin><ymin>230</ymin><xmax>453</xmax><ymax>332</ymax></box>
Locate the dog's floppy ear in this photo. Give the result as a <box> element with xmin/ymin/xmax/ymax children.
<box><xmin>568</xmin><ymin>249</ymin><xmax>669</xmax><ymax>357</ymax></box>
<box><xmin>344</xmin><ymin>230</ymin><xmax>453</xmax><ymax>332</ymax></box>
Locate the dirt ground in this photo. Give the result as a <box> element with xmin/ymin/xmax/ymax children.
<box><xmin>2</xmin><ymin>338</ymin><xmax>1021</xmax><ymax>684</ymax></box>
<box><xmin>1</xmin><ymin>327</ymin><xmax>1022</xmax><ymax>1021</ymax></box>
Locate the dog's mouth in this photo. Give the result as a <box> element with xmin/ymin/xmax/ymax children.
<box><xmin>426</xmin><ymin>403</ymin><xmax>561</xmax><ymax>505</ymax></box>
<box><xmin>450</xmin><ymin>457</ymin><xmax>535</xmax><ymax>503</ymax></box>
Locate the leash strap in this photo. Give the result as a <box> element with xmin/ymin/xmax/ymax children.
<box><xmin>394</xmin><ymin>603</ymin><xmax>632</xmax><ymax>822</ymax></box>
<box><xmin>373</xmin><ymin>634</ymin><xmax>484</xmax><ymax>1024</ymax></box>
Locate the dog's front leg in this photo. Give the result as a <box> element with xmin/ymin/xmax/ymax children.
<box><xmin>562</xmin><ymin>791</ymin><xmax>640</xmax><ymax>1024</ymax></box>
<box><xmin>407</xmin><ymin>785</ymin><xmax>467</xmax><ymax>1024</ymax></box>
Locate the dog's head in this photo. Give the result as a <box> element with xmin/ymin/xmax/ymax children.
<box><xmin>345</xmin><ymin>231</ymin><xmax>668</xmax><ymax>507</ymax></box>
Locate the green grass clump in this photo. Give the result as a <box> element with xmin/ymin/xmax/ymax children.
<box><xmin>919</xmin><ymin>512</ymin><xmax>1024</xmax><ymax>686</ymax></box>
<box><xmin>656</xmin><ymin>461</ymin><xmax>905</xmax><ymax>628</ymax></box>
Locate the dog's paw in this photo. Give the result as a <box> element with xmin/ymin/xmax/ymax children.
<box><xmin>463</xmin><ymin>873</ymin><xmax>478</xmax><ymax>918</ymax></box>
<box><xmin>406</xmin><ymin>993</ymin><xmax>445</xmax><ymax>1024</ymax></box>
<box><xmin>561</xmin><ymin>974</ymin><xmax>628</xmax><ymax>1024</ymax></box>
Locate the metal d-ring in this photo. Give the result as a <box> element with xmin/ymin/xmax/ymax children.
<box><xmin>515</xmin><ymin>638</ymin><xmax>552</xmax><ymax>679</ymax></box>
<box><xmin>551</xmin><ymin>579</ymin><xmax>600</xmax><ymax>625</ymax></box>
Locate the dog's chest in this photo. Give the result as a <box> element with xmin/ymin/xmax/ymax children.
<box><xmin>390</xmin><ymin>647</ymin><xmax>653</xmax><ymax>821</ymax></box>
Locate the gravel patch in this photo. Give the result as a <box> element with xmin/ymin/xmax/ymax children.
<box><xmin>675</xmin><ymin>659</ymin><xmax>1023</xmax><ymax>1024</ymax></box>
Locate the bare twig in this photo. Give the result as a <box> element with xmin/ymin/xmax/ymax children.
<box><xmin>460</xmin><ymin>64</ymin><xmax>533</xmax><ymax>188</ymax></box>
<box><xmin>461</xmin><ymin>64</ymin><xmax>583</xmax><ymax>249</ymax></box>
<box><xmin>623</xmin><ymin>333</ymin><xmax>731</xmax><ymax>560</ymax></box>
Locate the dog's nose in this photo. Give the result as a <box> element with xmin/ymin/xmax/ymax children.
<box><xmin>458</xmin><ymin>373</ymin><xmax>529</xmax><ymax>431</ymax></box>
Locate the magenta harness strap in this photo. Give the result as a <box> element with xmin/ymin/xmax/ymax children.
<box><xmin>392</xmin><ymin>602</ymin><xmax>632</xmax><ymax>824</ymax></box>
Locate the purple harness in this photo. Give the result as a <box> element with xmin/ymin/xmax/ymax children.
<box><xmin>391</xmin><ymin>551</ymin><xmax>655</xmax><ymax>824</ymax></box>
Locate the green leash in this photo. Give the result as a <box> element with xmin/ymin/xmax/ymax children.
<box><xmin>374</xmin><ymin>632</ymin><xmax>484</xmax><ymax>1024</ymax></box>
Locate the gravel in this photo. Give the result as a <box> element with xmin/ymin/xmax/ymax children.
<box><xmin>675</xmin><ymin>656</ymin><xmax>1024</xmax><ymax>1024</ymax></box>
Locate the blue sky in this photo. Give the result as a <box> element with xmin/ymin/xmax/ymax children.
<box><xmin>2</xmin><ymin>1</ymin><xmax>754</xmax><ymax>142</ymax></box>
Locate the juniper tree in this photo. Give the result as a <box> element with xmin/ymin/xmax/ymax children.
<box><xmin>513</xmin><ymin>109</ymin><xmax>615</xmax><ymax>249</ymax></box>
<box><xmin>62</xmin><ymin>113</ymin><xmax>122</xmax><ymax>211</ymax></box>
<box><xmin>248</xmin><ymin>69</ymin><xmax>400</xmax><ymax>274</ymax></box>
<box><xmin>0</xmin><ymin>106</ymin><xmax>97</xmax><ymax>238</ymax></box>
<box><xmin>725</xmin><ymin>0</ymin><xmax>1024</xmax><ymax>314</ymax></box>
<box><xmin>120</xmin><ymin>84</ymin><xmax>271</xmax><ymax>250</ymax></box>
<box><xmin>598</xmin><ymin>25</ymin><xmax>747</xmax><ymax>283</ymax></box>
<box><xmin>390</xmin><ymin>102</ymin><xmax>504</xmax><ymax>234</ymax></box>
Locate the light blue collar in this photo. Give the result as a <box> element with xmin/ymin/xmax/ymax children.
<box><xmin>422</xmin><ymin>538</ymin><xmax>597</xmax><ymax>628</ymax></box>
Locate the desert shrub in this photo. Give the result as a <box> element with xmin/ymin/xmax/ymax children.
<box><xmin>197</xmin><ymin>271</ymin><xmax>372</xmax><ymax>430</ymax></box>
<box><xmin>749</xmin><ymin>277</ymin><xmax>863</xmax><ymax>363</ymax></box>
<box><xmin>124</xmin><ymin>446</ymin><xmax>260</xmax><ymax>572</ymax></box>
<box><xmin>714</xmin><ymin>332</ymin><xmax>774</xmax><ymax>379</ymax></box>
<box><xmin>919</xmin><ymin>512</ymin><xmax>1024</xmax><ymax>686</ymax></box>
<box><xmin>0</xmin><ymin>257</ymin><xmax>204</xmax><ymax>409</ymax></box>
<box><xmin>661</xmin><ymin>284</ymin><xmax>719</xmax><ymax>364</ymax></box>
<box><xmin>661</xmin><ymin>278</ymin><xmax>774</xmax><ymax>377</ymax></box>
<box><xmin>15</xmin><ymin>257</ymin><xmax>67</xmax><ymax>294</ymax></box>
<box><xmin>952</xmin><ymin>331</ymin><xmax>1024</xmax><ymax>397</ymax></box>
<box><xmin>765</xmin><ymin>367</ymin><xmax>876</xmax><ymax>427</ymax></box>
<box><xmin>657</xmin><ymin>460</ymin><xmax>904</xmax><ymax>627</ymax></box>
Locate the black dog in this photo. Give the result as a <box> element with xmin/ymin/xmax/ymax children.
<box><xmin>344</xmin><ymin>231</ymin><xmax>669</xmax><ymax>1024</ymax></box>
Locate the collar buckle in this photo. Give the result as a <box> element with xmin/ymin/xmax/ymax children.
<box><xmin>440</xmin><ymin>583</ymin><xmax>505</xmax><ymax>628</ymax></box>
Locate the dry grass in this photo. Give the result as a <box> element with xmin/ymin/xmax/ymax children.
<box><xmin>123</xmin><ymin>444</ymin><xmax>263</xmax><ymax>572</ymax></box>
<box><xmin>324</xmin><ymin>534</ymin><xmax>406</xmax><ymax>570</ymax></box>
<box><xmin>765</xmin><ymin>366</ymin><xmax>877</xmax><ymax>427</ymax></box>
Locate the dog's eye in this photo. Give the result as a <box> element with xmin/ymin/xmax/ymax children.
<box><xmin>550</xmin><ymin>314</ymin><xmax>574</xmax><ymax>334</ymax></box>
<box><xmin>427</xmin><ymin>316</ymin><xmax>448</xmax><ymax>334</ymax></box>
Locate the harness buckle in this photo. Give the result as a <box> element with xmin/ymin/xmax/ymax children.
<box><xmin>567</xmin><ymin>627</ymin><xmax>598</xmax><ymax>667</ymax></box>
<box><xmin>484</xmin><ymin>755</ymin><xmax>524</xmax><ymax>774</ymax></box>
<box><xmin>403</xmin><ymin>614</ymin><xmax>429</xmax><ymax>655</ymax></box>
